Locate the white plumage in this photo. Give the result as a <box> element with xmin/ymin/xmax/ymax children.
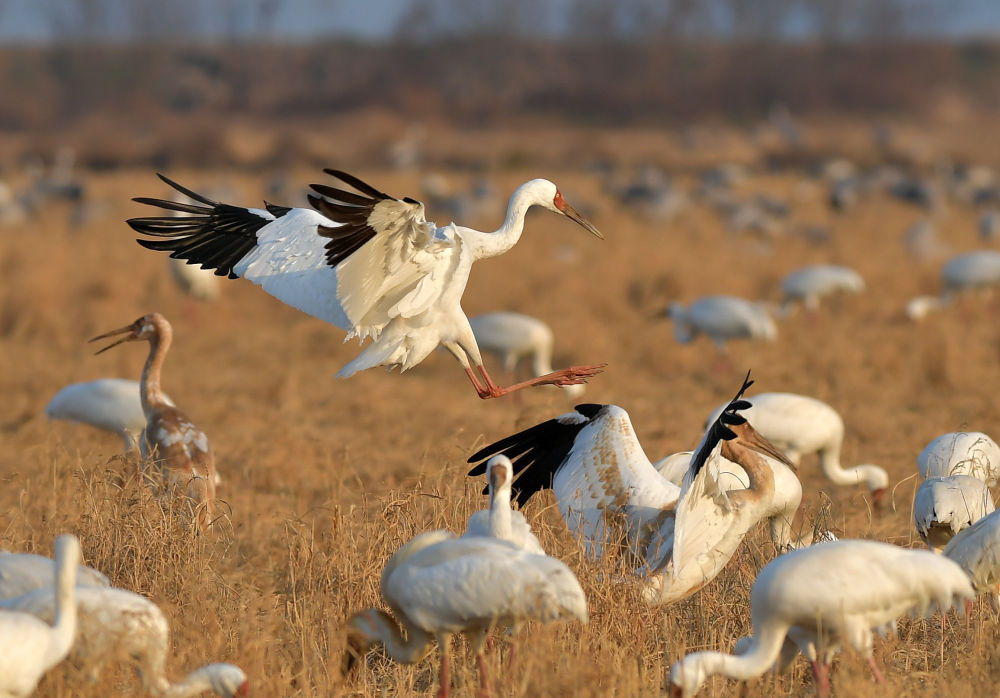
<box><xmin>943</xmin><ymin>507</ymin><xmax>1000</xmax><ymax>611</ymax></box>
<box><xmin>0</xmin><ymin>550</ymin><xmax>109</xmax><ymax>600</ymax></box>
<box><xmin>706</xmin><ymin>392</ymin><xmax>889</xmax><ymax>505</ymax></box>
<box><xmin>0</xmin><ymin>584</ymin><xmax>248</xmax><ymax>697</ymax></box>
<box><xmin>918</xmin><ymin>431</ymin><xmax>1000</xmax><ymax>486</ymax></box>
<box><xmin>44</xmin><ymin>378</ymin><xmax>174</xmax><ymax>452</ymax></box>
<box><xmin>941</xmin><ymin>250</ymin><xmax>1000</xmax><ymax>294</ymax></box>
<box><xmin>0</xmin><ymin>534</ymin><xmax>80</xmax><ymax>698</ymax></box>
<box><xmin>669</xmin><ymin>540</ymin><xmax>974</xmax><ymax>697</ymax></box>
<box><xmin>667</xmin><ymin>295</ymin><xmax>777</xmax><ymax>350</ymax></box>
<box><xmin>913</xmin><ymin>475</ymin><xmax>995</xmax><ymax>552</ymax></box>
<box><xmin>129</xmin><ymin>171</ymin><xmax>604</xmax><ymax>400</ymax></box>
<box><xmin>464</xmin><ymin>455</ymin><xmax>544</xmax><ymax>554</ymax></box>
<box><xmin>779</xmin><ymin>264</ymin><xmax>865</xmax><ymax>311</ymax></box>
<box><xmin>346</xmin><ymin>530</ymin><xmax>586</xmax><ymax>698</ymax></box>
<box><xmin>468</xmin><ymin>311</ymin><xmax>585</xmax><ymax>399</ymax></box>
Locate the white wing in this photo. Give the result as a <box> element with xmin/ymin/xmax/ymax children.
<box><xmin>0</xmin><ymin>553</ymin><xmax>109</xmax><ymax>600</ymax></box>
<box><xmin>130</xmin><ymin>171</ymin><xmax>453</xmax><ymax>342</ymax></box>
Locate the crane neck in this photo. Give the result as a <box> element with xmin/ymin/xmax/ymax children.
<box><xmin>488</xmin><ymin>483</ymin><xmax>514</xmax><ymax>541</ymax></box>
<box><xmin>720</xmin><ymin>441</ymin><xmax>776</xmax><ymax>511</ymax></box>
<box><xmin>673</xmin><ymin>619</ymin><xmax>789</xmax><ymax>692</ymax></box>
<box><xmin>44</xmin><ymin>539</ymin><xmax>79</xmax><ymax>672</ymax></box>
<box><xmin>472</xmin><ymin>186</ymin><xmax>541</xmax><ymax>260</ymax></box>
<box><xmin>350</xmin><ymin>609</ymin><xmax>433</xmax><ymax>664</ymax></box>
<box><xmin>160</xmin><ymin>665</ymin><xmax>242</xmax><ymax>698</ymax></box>
<box><xmin>141</xmin><ymin>319</ymin><xmax>173</xmax><ymax>415</ymax></box>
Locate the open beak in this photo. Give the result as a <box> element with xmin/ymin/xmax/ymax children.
<box><xmin>89</xmin><ymin>324</ymin><xmax>138</xmax><ymax>355</ymax></box>
<box><xmin>560</xmin><ymin>200</ymin><xmax>603</xmax><ymax>239</ymax></box>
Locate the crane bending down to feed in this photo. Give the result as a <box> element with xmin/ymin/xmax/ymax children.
<box><xmin>468</xmin><ymin>373</ymin><xmax>795</xmax><ymax>604</ymax></box>
<box><xmin>128</xmin><ymin>170</ymin><xmax>606</xmax><ymax>399</ymax></box>
<box><xmin>0</xmin><ymin>534</ymin><xmax>79</xmax><ymax>698</ymax></box>
<box><xmin>918</xmin><ymin>431</ymin><xmax>1000</xmax><ymax>486</ymax></box>
<box><xmin>344</xmin><ymin>530</ymin><xmax>587</xmax><ymax>698</ymax></box>
<box><xmin>45</xmin><ymin>378</ymin><xmax>175</xmax><ymax>453</ymax></box>
<box><xmin>468</xmin><ymin>312</ymin><xmax>585</xmax><ymax>400</ymax></box>
<box><xmin>0</xmin><ymin>584</ymin><xmax>249</xmax><ymax>697</ymax></box>
<box><xmin>943</xmin><ymin>507</ymin><xmax>1000</xmax><ymax>612</ymax></box>
<box><xmin>0</xmin><ymin>550</ymin><xmax>109</xmax><ymax>599</ymax></box>
<box><xmin>90</xmin><ymin>313</ymin><xmax>216</xmax><ymax>529</ymax></box>
<box><xmin>669</xmin><ymin>540</ymin><xmax>974</xmax><ymax>698</ymax></box>
<box><xmin>779</xmin><ymin>264</ymin><xmax>864</xmax><ymax>312</ymax></box>
<box><xmin>913</xmin><ymin>475</ymin><xmax>994</xmax><ymax>552</ymax></box>
<box><xmin>464</xmin><ymin>455</ymin><xmax>544</xmax><ymax>554</ymax></box>
<box><xmin>705</xmin><ymin>392</ymin><xmax>889</xmax><ymax>506</ymax></box>
<box><xmin>666</xmin><ymin>295</ymin><xmax>777</xmax><ymax>350</ymax></box>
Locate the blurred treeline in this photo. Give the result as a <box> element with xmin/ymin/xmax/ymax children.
<box><xmin>0</xmin><ymin>0</ymin><xmax>997</xmax><ymax>168</ymax></box>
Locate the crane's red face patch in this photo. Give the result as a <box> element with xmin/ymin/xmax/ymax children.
<box><xmin>553</xmin><ymin>190</ymin><xmax>567</xmax><ymax>211</ymax></box>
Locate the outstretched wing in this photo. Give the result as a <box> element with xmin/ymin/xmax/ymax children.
<box><xmin>129</xmin><ymin>170</ymin><xmax>449</xmax><ymax>340</ymax></box>
<box><xmin>468</xmin><ymin>404</ymin><xmax>680</xmax><ymax>559</ymax></box>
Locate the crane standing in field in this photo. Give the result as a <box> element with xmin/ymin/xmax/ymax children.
<box><xmin>469</xmin><ymin>311</ymin><xmax>585</xmax><ymax>400</ymax></box>
<box><xmin>464</xmin><ymin>455</ymin><xmax>545</xmax><ymax>554</ymax></box>
<box><xmin>90</xmin><ymin>313</ymin><xmax>216</xmax><ymax>529</ymax></box>
<box><xmin>128</xmin><ymin>170</ymin><xmax>605</xmax><ymax>399</ymax></box>
<box><xmin>666</xmin><ymin>296</ymin><xmax>777</xmax><ymax>351</ymax></box>
<box><xmin>913</xmin><ymin>475</ymin><xmax>994</xmax><ymax>552</ymax></box>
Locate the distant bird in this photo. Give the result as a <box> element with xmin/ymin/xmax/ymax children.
<box><xmin>45</xmin><ymin>378</ymin><xmax>174</xmax><ymax>453</ymax></box>
<box><xmin>128</xmin><ymin>170</ymin><xmax>605</xmax><ymax>399</ymax></box>
<box><xmin>918</xmin><ymin>432</ymin><xmax>1000</xmax><ymax>486</ymax></box>
<box><xmin>705</xmin><ymin>392</ymin><xmax>889</xmax><ymax>505</ymax></box>
<box><xmin>779</xmin><ymin>264</ymin><xmax>864</xmax><ymax>312</ymax></box>
<box><xmin>905</xmin><ymin>294</ymin><xmax>947</xmax><ymax>320</ymax></box>
<box><xmin>941</xmin><ymin>250</ymin><xmax>1000</xmax><ymax>295</ymax></box>
<box><xmin>469</xmin><ymin>311</ymin><xmax>584</xmax><ymax>400</ymax></box>
<box><xmin>903</xmin><ymin>219</ymin><xmax>948</xmax><ymax>261</ymax></box>
<box><xmin>0</xmin><ymin>584</ymin><xmax>249</xmax><ymax>697</ymax></box>
<box><xmin>943</xmin><ymin>507</ymin><xmax>1000</xmax><ymax>612</ymax></box>
<box><xmin>344</xmin><ymin>530</ymin><xmax>587</xmax><ymax>698</ymax></box>
<box><xmin>914</xmin><ymin>475</ymin><xmax>995</xmax><ymax>552</ymax></box>
<box><xmin>468</xmin><ymin>374</ymin><xmax>795</xmax><ymax>605</ymax></box>
<box><xmin>979</xmin><ymin>210</ymin><xmax>999</xmax><ymax>243</ymax></box>
<box><xmin>464</xmin><ymin>455</ymin><xmax>544</xmax><ymax>554</ymax></box>
<box><xmin>90</xmin><ymin>313</ymin><xmax>216</xmax><ymax>528</ymax></box>
<box><xmin>653</xmin><ymin>450</ymin><xmax>813</xmax><ymax>551</ymax></box>
<box><xmin>0</xmin><ymin>550</ymin><xmax>109</xmax><ymax>600</ymax></box>
<box><xmin>669</xmin><ymin>540</ymin><xmax>974</xmax><ymax>697</ymax></box>
<box><xmin>666</xmin><ymin>296</ymin><xmax>777</xmax><ymax>350</ymax></box>
<box><xmin>0</xmin><ymin>533</ymin><xmax>79</xmax><ymax>698</ymax></box>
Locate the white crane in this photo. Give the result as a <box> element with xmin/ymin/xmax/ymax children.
<box><xmin>128</xmin><ymin>171</ymin><xmax>605</xmax><ymax>399</ymax></box>
<box><xmin>652</xmin><ymin>450</ymin><xmax>813</xmax><ymax>550</ymax></box>
<box><xmin>918</xmin><ymin>431</ymin><xmax>1000</xmax><ymax>485</ymax></box>
<box><xmin>464</xmin><ymin>455</ymin><xmax>544</xmax><ymax>554</ymax></box>
<box><xmin>0</xmin><ymin>584</ymin><xmax>248</xmax><ymax>697</ymax></box>
<box><xmin>779</xmin><ymin>264</ymin><xmax>864</xmax><ymax>312</ymax></box>
<box><xmin>90</xmin><ymin>313</ymin><xmax>216</xmax><ymax>529</ymax></box>
<box><xmin>943</xmin><ymin>506</ymin><xmax>1000</xmax><ymax>612</ymax></box>
<box><xmin>468</xmin><ymin>311</ymin><xmax>585</xmax><ymax>400</ymax></box>
<box><xmin>0</xmin><ymin>533</ymin><xmax>79</xmax><ymax>698</ymax></box>
<box><xmin>941</xmin><ymin>250</ymin><xmax>1000</xmax><ymax>294</ymax></box>
<box><xmin>669</xmin><ymin>540</ymin><xmax>974</xmax><ymax>697</ymax></box>
<box><xmin>666</xmin><ymin>296</ymin><xmax>776</xmax><ymax>351</ymax></box>
<box><xmin>913</xmin><ymin>475</ymin><xmax>995</xmax><ymax>552</ymax></box>
<box><xmin>0</xmin><ymin>550</ymin><xmax>109</xmax><ymax>599</ymax></box>
<box><xmin>44</xmin><ymin>378</ymin><xmax>175</xmax><ymax>453</ymax></box>
<box><xmin>344</xmin><ymin>530</ymin><xmax>587</xmax><ymax>698</ymax></box>
<box><xmin>468</xmin><ymin>374</ymin><xmax>795</xmax><ymax>605</ymax></box>
<box><xmin>705</xmin><ymin>392</ymin><xmax>889</xmax><ymax>506</ymax></box>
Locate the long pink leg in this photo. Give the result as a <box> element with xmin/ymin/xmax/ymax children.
<box><xmin>867</xmin><ymin>656</ymin><xmax>886</xmax><ymax>684</ymax></box>
<box><xmin>436</xmin><ymin>639</ymin><xmax>450</xmax><ymax>698</ymax></box>
<box><xmin>811</xmin><ymin>660</ymin><xmax>830</xmax><ymax>698</ymax></box>
<box><xmin>472</xmin><ymin>363</ymin><xmax>606</xmax><ymax>399</ymax></box>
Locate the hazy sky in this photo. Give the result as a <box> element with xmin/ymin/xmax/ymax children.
<box><xmin>1</xmin><ymin>0</ymin><xmax>998</xmax><ymax>42</ymax></box>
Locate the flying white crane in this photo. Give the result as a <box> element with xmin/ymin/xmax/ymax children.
<box><xmin>0</xmin><ymin>584</ymin><xmax>248</xmax><ymax>697</ymax></box>
<box><xmin>913</xmin><ymin>474</ymin><xmax>995</xmax><ymax>552</ymax></box>
<box><xmin>90</xmin><ymin>313</ymin><xmax>216</xmax><ymax>529</ymax></box>
<box><xmin>0</xmin><ymin>550</ymin><xmax>109</xmax><ymax>599</ymax></box>
<box><xmin>669</xmin><ymin>540</ymin><xmax>974</xmax><ymax>698</ymax></box>
<box><xmin>779</xmin><ymin>264</ymin><xmax>864</xmax><ymax>312</ymax></box>
<box><xmin>918</xmin><ymin>431</ymin><xmax>1000</xmax><ymax>486</ymax></box>
<box><xmin>0</xmin><ymin>533</ymin><xmax>79</xmax><ymax>698</ymax></box>
<box><xmin>468</xmin><ymin>311</ymin><xmax>585</xmax><ymax>400</ymax></box>
<box><xmin>943</xmin><ymin>506</ymin><xmax>1000</xmax><ymax>612</ymax></box>
<box><xmin>467</xmin><ymin>374</ymin><xmax>795</xmax><ymax>605</ymax></box>
<box><xmin>666</xmin><ymin>296</ymin><xmax>777</xmax><ymax>351</ymax></box>
<box><xmin>464</xmin><ymin>455</ymin><xmax>544</xmax><ymax>554</ymax></box>
<box><xmin>128</xmin><ymin>171</ymin><xmax>605</xmax><ymax>399</ymax></box>
<box><xmin>344</xmin><ymin>530</ymin><xmax>587</xmax><ymax>698</ymax></box>
<box><xmin>44</xmin><ymin>378</ymin><xmax>175</xmax><ymax>453</ymax></box>
<box><xmin>705</xmin><ymin>392</ymin><xmax>889</xmax><ymax>506</ymax></box>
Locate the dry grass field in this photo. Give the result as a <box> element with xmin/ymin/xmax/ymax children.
<box><xmin>3</xmin><ymin>122</ymin><xmax>1000</xmax><ymax>697</ymax></box>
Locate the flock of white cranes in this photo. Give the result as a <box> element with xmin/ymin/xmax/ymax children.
<box><xmin>19</xmin><ymin>163</ymin><xmax>1000</xmax><ymax>698</ymax></box>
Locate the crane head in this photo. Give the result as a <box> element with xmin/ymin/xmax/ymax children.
<box><xmin>553</xmin><ymin>189</ymin><xmax>603</xmax><ymax>239</ymax></box>
<box><xmin>89</xmin><ymin>313</ymin><xmax>167</xmax><ymax>354</ymax></box>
